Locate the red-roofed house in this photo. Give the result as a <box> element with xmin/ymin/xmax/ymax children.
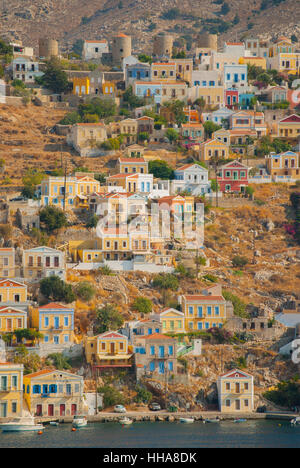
<box><xmin>217</xmin><ymin>369</ymin><xmax>254</xmax><ymax>412</ymax></box>
<box><xmin>277</xmin><ymin>114</ymin><xmax>300</xmax><ymax>139</ymax></box>
<box><xmin>134</xmin><ymin>333</ymin><xmax>178</xmax><ymax>379</ymax></box>
<box><xmin>180</xmin><ymin>284</ymin><xmax>232</xmax><ymax>331</ymax></box>
<box><xmin>217</xmin><ymin>160</ymin><xmax>249</xmax><ymax>193</ymax></box>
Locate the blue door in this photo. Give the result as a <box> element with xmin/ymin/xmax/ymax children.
<box><xmin>158</xmin><ymin>346</ymin><xmax>164</xmax><ymax>358</ymax></box>
<box><xmin>159</xmin><ymin>361</ymin><xmax>165</xmax><ymax>374</ymax></box>
<box><xmin>54</xmin><ymin>317</ymin><xmax>59</xmax><ymax>329</ymax></box>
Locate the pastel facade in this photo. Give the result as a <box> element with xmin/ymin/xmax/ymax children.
<box><xmin>189</xmin><ymin>85</ymin><xmax>224</xmax><ymax>107</ymax></box>
<box><xmin>107</xmin><ymin>173</ymin><xmax>153</xmax><ymax>194</ymax></box>
<box><xmin>199</xmin><ymin>139</ymin><xmax>229</xmax><ymax>162</ymax></box>
<box><xmin>224</xmin><ymin>64</ymin><xmax>247</xmax><ymax>90</ymax></box>
<box><xmin>23</xmin><ymin>369</ymin><xmax>85</xmax><ymax>417</ymax></box>
<box><xmin>277</xmin><ymin>114</ymin><xmax>300</xmax><ymax>139</ymax></box>
<box><xmin>134</xmin><ymin>333</ymin><xmax>177</xmax><ymax>379</ymax></box>
<box><xmin>0</xmin><ymin>307</ymin><xmax>27</xmax><ymax>333</ymax></box>
<box><xmin>172</xmin><ymin>163</ymin><xmax>211</xmax><ymax>195</ymax></box>
<box><xmin>217</xmin><ymin>369</ymin><xmax>254</xmax><ymax>413</ymax></box>
<box><xmin>181</xmin><ymin>285</ymin><xmax>227</xmax><ymax>331</ymax></box>
<box><xmin>239</xmin><ymin>56</ymin><xmax>266</xmax><ymax>69</ymax></box>
<box><xmin>67</xmin><ymin>123</ymin><xmax>107</xmax><ymax>154</ymax></box>
<box><xmin>0</xmin><ymin>248</ymin><xmax>15</xmax><ymax>279</ymax></box>
<box><xmin>0</xmin><ymin>363</ymin><xmax>23</xmax><ymax>418</ymax></box>
<box><xmin>40</xmin><ymin>174</ymin><xmax>100</xmax><ymax>208</ymax></box>
<box><xmin>22</xmin><ymin>246</ymin><xmax>65</xmax><ymax>281</ymax></box>
<box><xmin>230</xmin><ymin>111</ymin><xmax>267</xmax><ymax>137</ymax></box>
<box><xmin>118</xmin><ymin>157</ymin><xmax>148</xmax><ymax>174</ymax></box>
<box><xmin>84</xmin><ymin>331</ymin><xmax>133</xmax><ymax>367</ymax></box>
<box><xmin>266</xmin><ymin>151</ymin><xmax>300</xmax><ymax>180</ymax></box>
<box><xmin>217</xmin><ymin>160</ymin><xmax>249</xmax><ymax>193</ymax></box>
<box><xmin>30</xmin><ymin>303</ymin><xmax>75</xmax><ymax>345</ymax></box>
<box><xmin>82</xmin><ymin>40</ymin><xmax>109</xmax><ymax>61</ymax></box>
<box><xmin>151</xmin><ymin>62</ymin><xmax>176</xmax><ymax>81</ymax></box>
<box><xmin>72</xmin><ymin>76</ymin><xmax>90</xmax><ymax>96</ymax></box>
<box><xmin>172</xmin><ymin>58</ymin><xmax>193</xmax><ymax>84</ymax></box>
<box><xmin>125</xmin><ymin>62</ymin><xmax>151</xmax><ymax>87</ymax></box>
<box><xmin>152</xmin><ymin>308</ymin><xmax>185</xmax><ymax>334</ymax></box>
<box><xmin>0</xmin><ymin>279</ymin><xmax>28</xmax><ymax>307</ymax></box>
<box><xmin>181</xmin><ymin>123</ymin><xmax>204</xmax><ymax>146</ymax></box>
<box><xmin>12</xmin><ymin>56</ymin><xmax>43</xmax><ymax>83</ymax></box>
<box><xmin>202</xmin><ymin>107</ymin><xmax>234</xmax><ymax>126</ymax></box>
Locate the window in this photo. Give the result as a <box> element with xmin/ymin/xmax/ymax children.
<box><xmin>188</xmin><ymin>306</ymin><xmax>193</xmax><ymax>315</ymax></box>
<box><xmin>44</xmin><ymin>317</ymin><xmax>49</xmax><ymax>327</ymax></box>
<box><xmin>64</xmin><ymin>317</ymin><xmax>69</xmax><ymax>327</ymax></box>
<box><xmin>226</xmin><ymin>399</ymin><xmax>231</xmax><ymax>407</ymax></box>
<box><xmin>215</xmin><ymin>306</ymin><xmax>220</xmax><ymax>316</ymax></box>
<box><xmin>12</xmin><ymin>402</ymin><xmax>17</xmax><ymax>413</ymax></box>
<box><xmin>226</xmin><ymin>382</ymin><xmax>230</xmax><ymax>390</ymax></box>
<box><xmin>150</xmin><ymin>346</ymin><xmax>155</xmax><ymax>356</ymax></box>
<box><xmin>12</xmin><ymin>375</ymin><xmax>18</xmax><ymax>388</ymax></box>
<box><xmin>207</xmin><ymin>306</ymin><xmax>212</xmax><ymax>316</ymax></box>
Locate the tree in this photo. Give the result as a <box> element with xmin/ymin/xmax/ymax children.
<box><xmin>220</xmin><ymin>2</ymin><xmax>230</xmax><ymax>15</ymax></box>
<box><xmin>22</xmin><ymin>168</ymin><xmax>46</xmax><ymax>199</ymax></box>
<box><xmin>148</xmin><ymin>160</ymin><xmax>174</xmax><ymax>179</ymax></box>
<box><xmin>223</xmin><ymin>290</ymin><xmax>248</xmax><ymax>318</ymax></box>
<box><xmin>39</xmin><ymin>57</ymin><xmax>70</xmax><ymax>93</ymax></box>
<box><xmin>75</xmin><ymin>281</ymin><xmax>96</xmax><ymax>302</ymax></box>
<box><xmin>86</xmin><ymin>214</ymin><xmax>99</xmax><ymax>228</ymax></box>
<box><xmin>152</xmin><ymin>273</ymin><xmax>179</xmax><ymax>291</ymax></box>
<box><xmin>59</xmin><ymin>111</ymin><xmax>82</xmax><ymax>125</ymax></box>
<box><xmin>95</xmin><ymin>305</ymin><xmax>124</xmax><ymax>334</ymax></box>
<box><xmin>163</xmin><ymin>100</ymin><xmax>187</xmax><ymax>125</ymax></box>
<box><xmin>203</xmin><ymin>121</ymin><xmax>221</xmax><ymax>137</ymax></box>
<box><xmin>210</xmin><ymin>179</ymin><xmax>220</xmax><ymax>192</ymax></box>
<box><xmin>46</xmin><ymin>353</ymin><xmax>72</xmax><ymax>370</ymax></box>
<box><xmin>138</xmin><ymin>131</ymin><xmax>149</xmax><ymax>142</ymax></box>
<box><xmin>40</xmin><ymin>276</ymin><xmax>75</xmax><ymax>303</ymax></box>
<box><xmin>132</xmin><ymin>297</ymin><xmax>153</xmax><ymax>314</ymax></box>
<box><xmin>39</xmin><ymin>206</ymin><xmax>67</xmax><ymax>232</ymax></box>
<box><xmin>165</xmin><ymin>128</ymin><xmax>179</xmax><ymax>144</ymax></box>
<box><xmin>72</xmin><ymin>39</ymin><xmax>84</xmax><ymax>58</ymax></box>
<box><xmin>138</xmin><ymin>54</ymin><xmax>152</xmax><ymax>64</ymax></box>
<box><xmin>97</xmin><ymin>384</ymin><xmax>125</xmax><ymax>408</ymax></box>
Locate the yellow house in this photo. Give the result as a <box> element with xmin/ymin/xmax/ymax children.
<box><xmin>30</xmin><ymin>302</ymin><xmax>75</xmax><ymax>346</ymax></box>
<box><xmin>72</xmin><ymin>76</ymin><xmax>90</xmax><ymax>95</ymax></box>
<box><xmin>172</xmin><ymin>58</ymin><xmax>193</xmax><ymax>84</ymax></box>
<box><xmin>67</xmin><ymin>123</ymin><xmax>108</xmax><ymax>154</ymax></box>
<box><xmin>217</xmin><ymin>369</ymin><xmax>254</xmax><ymax>413</ymax></box>
<box><xmin>192</xmin><ymin>86</ymin><xmax>224</xmax><ymax>107</ymax></box>
<box><xmin>22</xmin><ymin>246</ymin><xmax>65</xmax><ymax>281</ymax></box>
<box><xmin>199</xmin><ymin>139</ymin><xmax>229</xmax><ymax>162</ymax></box>
<box><xmin>0</xmin><ymin>306</ymin><xmax>27</xmax><ymax>333</ymax></box>
<box><xmin>154</xmin><ymin>308</ymin><xmax>185</xmax><ymax>334</ymax></box>
<box><xmin>0</xmin><ymin>363</ymin><xmax>23</xmax><ymax>418</ymax></box>
<box><xmin>84</xmin><ymin>331</ymin><xmax>133</xmax><ymax>368</ymax></box>
<box><xmin>268</xmin><ymin>37</ymin><xmax>300</xmax><ymax>75</ymax></box>
<box><xmin>151</xmin><ymin>62</ymin><xmax>176</xmax><ymax>80</ymax></box>
<box><xmin>40</xmin><ymin>174</ymin><xmax>100</xmax><ymax>208</ymax></box>
<box><xmin>0</xmin><ymin>248</ymin><xmax>15</xmax><ymax>279</ymax></box>
<box><xmin>0</xmin><ymin>279</ymin><xmax>27</xmax><ymax>305</ymax></box>
<box><xmin>181</xmin><ymin>284</ymin><xmax>227</xmax><ymax>331</ymax></box>
<box><xmin>23</xmin><ymin>369</ymin><xmax>85</xmax><ymax>417</ymax></box>
<box><xmin>277</xmin><ymin>114</ymin><xmax>300</xmax><ymax>139</ymax></box>
<box><xmin>266</xmin><ymin>151</ymin><xmax>300</xmax><ymax>180</ymax></box>
<box><xmin>239</xmin><ymin>56</ymin><xmax>266</xmax><ymax>70</ymax></box>
<box><xmin>118</xmin><ymin>157</ymin><xmax>148</xmax><ymax>174</ymax></box>
<box><xmin>102</xmin><ymin>81</ymin><xmax>116</xmax><ymax>95</ymax></box>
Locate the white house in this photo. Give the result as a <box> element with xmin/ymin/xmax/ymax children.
<box><xmin>224</xmin><ymin>64</ymin><xmax>248</xmax><ymax>90</ymax></box>
<box><xmin>82</xmin><ymin>40</ymin><xmax>109</xmax><ymax>61</ymax></box>
<box><xmin>12</xmin><ymin>56</ymin><xmax>44</xmax><ymax>83</ymax></box>
<box><xmin>202</xmin><ymin>107</ymin><xmax>234</xmax><ymax>126</ymax></box>
<box><xmin>171</xmin><ymin>163</ymin><xmax>211</xmax><ymax>195</ymax></box>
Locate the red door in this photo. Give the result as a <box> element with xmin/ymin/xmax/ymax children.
<box><xmin>60</xmin><ymin>404</ymin><xmax>65</xmax><ymax>416</ymax></box>
<box><xmin>71</xmin><ymin>404</ymin><xmax>77</xmax><ymax>416</ymax></box>
<box><xmin>36</xmin><ymin>404</ymin><xmax>42</xmax><ymax>416</ymax></box>
<box><xmin>48</xmin><ymin>404</ymin><xmax>54</xmax><ymax>416</ymax></box>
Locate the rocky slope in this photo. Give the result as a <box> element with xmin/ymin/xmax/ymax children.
<box><xmin>0</xmin><ymin>0</ymin><xmax>299</xmax><ymax>53</ymax></box>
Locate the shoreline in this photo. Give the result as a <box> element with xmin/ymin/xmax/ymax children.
<box><xmin>35</xmin><ymin>411</ymin><xmax>297</xmax><ymax>424</ymax></box>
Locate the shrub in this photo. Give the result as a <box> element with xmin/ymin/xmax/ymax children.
<box><xmin>232</xmin><ymin>255</ymin><xmax>248</xmax><ymax>268</ymax></box>
<box><xmin>263</xmin><ymin>379</ymin><xmax>300</xmax><ymax>408</ymax></box>
<box><xmin>135</xmin><ymin>385</ymin><xmax>152</xmax><ymax>403</ymax></box>
<box><xmin>75</xmin><ymin>281</ymin><xmax>96</xmax><ymax>302</ymax></box>
<box><xmin>46</xmin><ymin>353</ymin><xmax>71</xmax><ymax>370</ymax></box>
<box><xmin>223</xmin><ymin>290</ymin><xmax>248</xmax><ymax>318</ymax></box>
<box><xmin>132</xmin><ymin>296</ymin><xmax>153</xmax><ymax>314</ymax></box>
<box><xmin>202</xmin><ymin>274</ymin><xmax>218</xmax><ymax>283</ymax></box>
<box><xmin>95</xmin><ymin>305</ymin><xmax>124</xmax><ymax>334</ymax></box>
<box><xmin>39</xmin><ymin>206</ymin><xmax>67</xmax><ymax>232</ymax></box>
<box><xmin>97</xmin><ymin>385</ymin><xmax>126</xmax><ymax>408</ymax></box>
<box><xmin>148</xmin><ymin>160</ymin><xmax>174</xmax><ymax>180</ymax></box>
<box><xmin>98</xmin><ymin>265</ymin><xmax>114</xmax><ymax>276</ymax></box>
<box><xmin>40</xmin><ymin>276</ymin><xmax>75</xmax><ymax>303</ymax></box>
<box><xmin>86</xmin><ymin>214</ymin><xmax>99</xmax><ymax>228</ymax></box>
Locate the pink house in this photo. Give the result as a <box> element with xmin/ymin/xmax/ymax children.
<box><xmin>217</xmin><ymin>160</ymin><xmax>249</xmax><ymax>193</ymax></box>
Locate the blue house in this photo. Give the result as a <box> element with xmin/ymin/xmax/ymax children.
<box><xmin>125</xmin><ymin>62</ymin><xmax>151</xmax><ymax>87</ymax></box>
<box><xmin>239</xmin><ymin>93</ymin><xmax>255</xmax><ymax>109</ymax></box>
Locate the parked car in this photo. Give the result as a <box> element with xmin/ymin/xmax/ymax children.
<box><xmin>114</xmin><ymin>405</ymin><xmax>126</xmax><ymax>413</ymax></box>
<box><xmin>149</xmin><ymin>402</ymin><xmax>161</xmax><ymax>411</ymax></box>
<box><xmin>9</xmin><ymin>197</ymin><xmax>26</xmax><ymax>202</ymax></box>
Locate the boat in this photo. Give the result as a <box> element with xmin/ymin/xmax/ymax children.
<box><xmin>0</xmin><ymin>417</ymin><xmax>44</xmax><ymax>433</ymax></box>
<box><xmin>72</xmin><ymin>416</ymin><xmax>87</xmax><ymax>428</ymax></box>
<box><xmin>49</xmin><ymin>421</ymin><xmax>59</xmax><ymax>426</ymax></box>
<box><xmin>291</xmin><ymin>416</ymin><xmax>300</xmax><ymax>425</ymax></box>
<box><xmin>119</xmin><ymin>417</ymin><xmax>133</xmax><ymax>425</ymax></box>
<box><xmin>234</xmin><ymin>418</ymin><xmax>247</xmax><ymax>423</ymax></box>
<box><xmin>180</xmin><ymin>417</ymin><xmax>194</xmax><ymax>424</ymax></box>
<box><xmin>203</xmin><ymin>417</ymin><xmax>220</xmax><ymax>424</ymax></box>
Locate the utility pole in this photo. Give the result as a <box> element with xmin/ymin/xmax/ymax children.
<box><xmin>63</xmin><ymin>159</ymin><xmax>67</xmax><ymax>212</ymax></box>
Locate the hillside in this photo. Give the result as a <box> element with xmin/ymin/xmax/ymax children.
<box><xmin>1</xmin><ymin>0</ymin><xmax>300</xmax><ymax>53</ymax></box>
